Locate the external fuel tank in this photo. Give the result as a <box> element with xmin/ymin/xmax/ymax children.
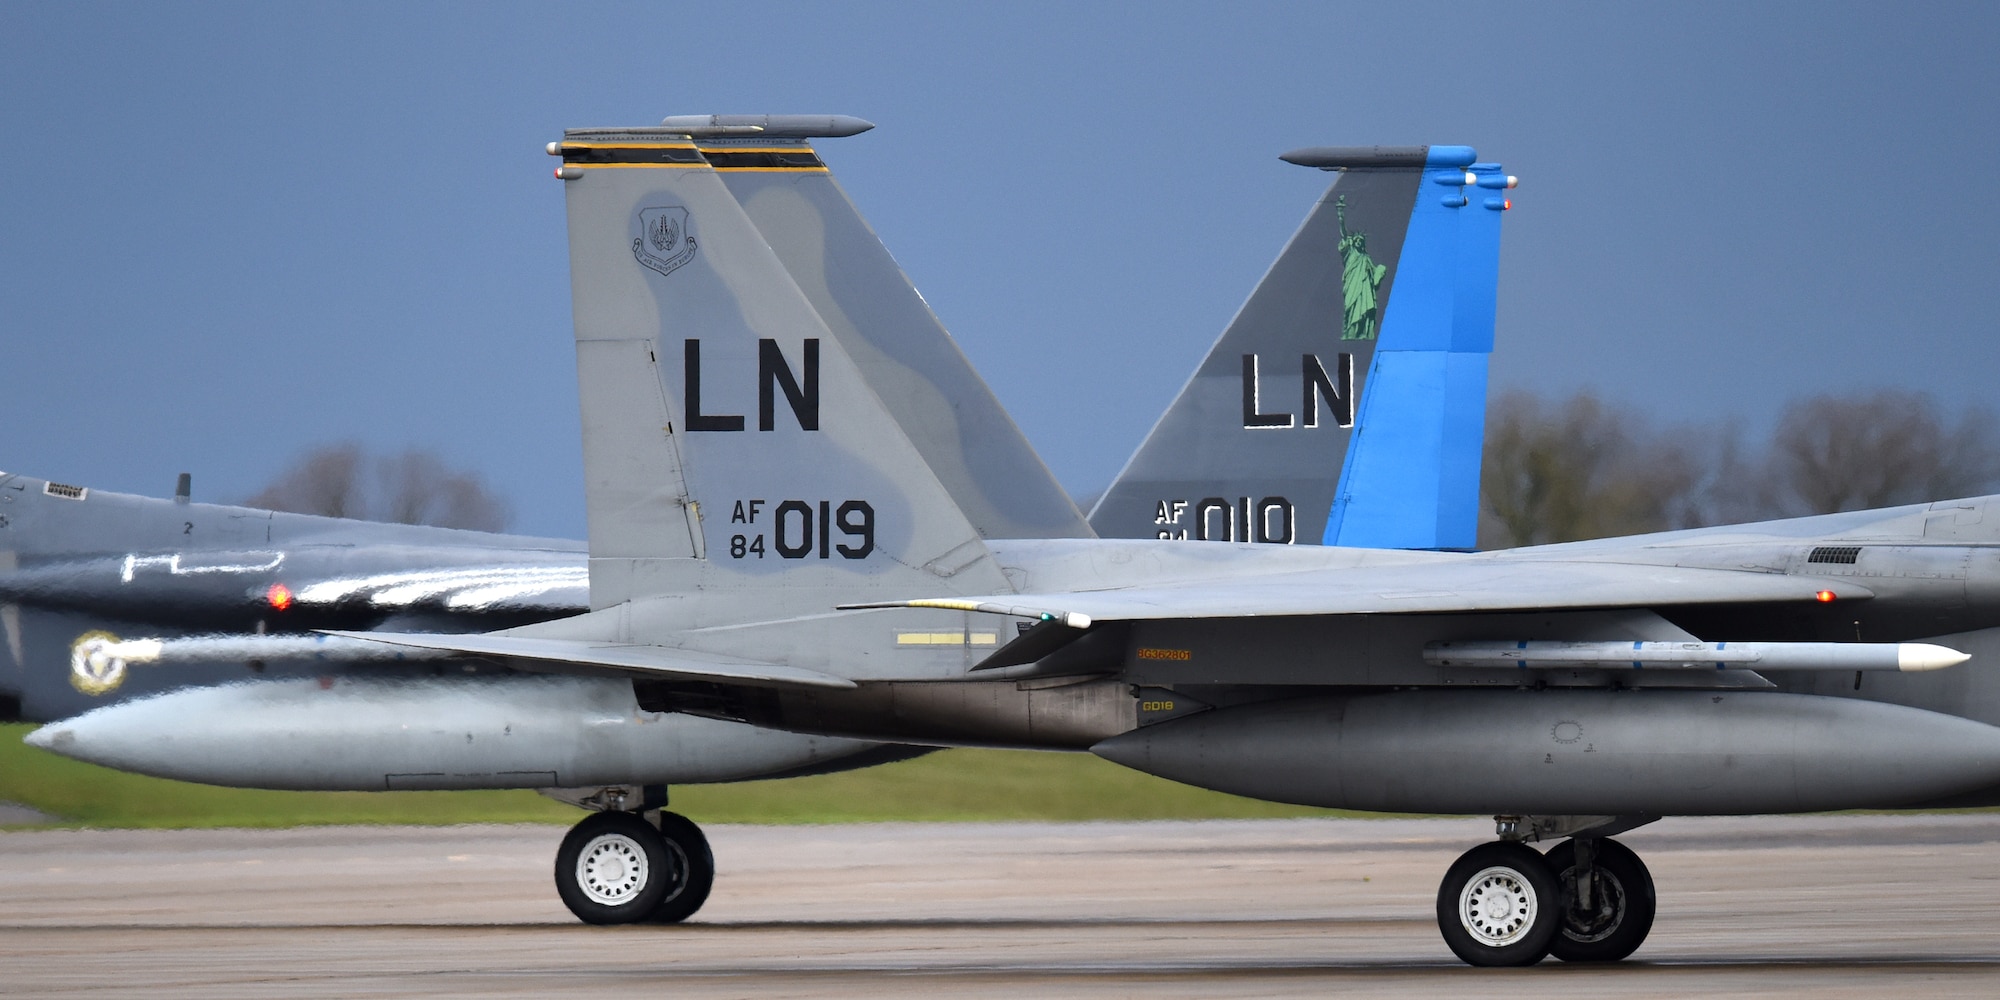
<box><xmin>26</xmin><ymin>675</ymin><xmax>888</xmax><ymax>791</ymax></box>
<box><xmin>1092</xmin><ymin>689</ymin><xmax>2000</xmax><ymax>815</ymax></box>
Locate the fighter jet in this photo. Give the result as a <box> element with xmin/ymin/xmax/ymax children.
<box><xmin>46</xmin><ymin>119</ymin><xmax>1993</xmax><ymax>970</ymax></box>
<box><xmin>0</xmin><ymin>472</ymin><xmax>584</xmax><ymax>718</ymax></box>
<box><xmin>4</xmin><ymin>116</ymin><xmax>1495</xmax><ymax>721</ymax></box>
<box><xmin>19</xmin><ymin>119</ymin><xmax>1535</xmax><ymax>931</ymax></box>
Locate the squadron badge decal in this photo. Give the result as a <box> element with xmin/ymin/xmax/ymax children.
<box><xmin>70</xmin><ymin>630</ymin><xmax>127</xmax><ymax>695</ymax></box>
<box><xmin>634</xmin><ymin>205</ymin><xmax>697</xmax><ymax>277</ymax></box>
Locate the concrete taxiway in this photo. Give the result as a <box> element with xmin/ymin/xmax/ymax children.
<box><xmin>4</xmin><ymin>815</ymin><xmax>2000</xmax><ymax>997</ymax></box>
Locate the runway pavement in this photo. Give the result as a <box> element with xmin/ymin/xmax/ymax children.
<box><xmin>5</xmin><ymin>814</ymin><xmax>2000</xmax><ymax>997</ymax></box>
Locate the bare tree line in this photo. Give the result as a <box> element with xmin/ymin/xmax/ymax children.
<box><xmin>243</xmin><ymin>443</ymin><xmax>511</xmax><ymax>532</ymax></box>
<box><xmin>241</xmin><ymin>391</ymin><xmax>1997</xmax><ymax>545</ymax></box>
<box><xmin>1480</xmin><ymin>390</ymin><xmax>2000</xmax><ymax>549</ymax></box>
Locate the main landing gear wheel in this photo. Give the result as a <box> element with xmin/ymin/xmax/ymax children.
<box><xmin>554</xmin><ymin>810</ymin><xmax>714</xmax><ymax>925</ymax></box>
<box><xmin>644</xmin><ymin>811</ymin><xmax>714</xmax><ymax>924</ymax></box>
<box><xmin>1436</xmin><ymin>841</ymin><xmax>1560</xmax><ymax>967</ymax></box>
<box><xmin>1544</xmin><ymin>837</ymin><xmax>1655</xmax><ymax>963</ymax></box>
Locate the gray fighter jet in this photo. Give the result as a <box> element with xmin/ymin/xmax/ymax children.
<box><xmin>5</xmin><ymin>116</ymin><xmax>1494</xmax><ymax>721</ymax></box>
<box><xmin>36</xmin><ymin>117</ymin><xmax>1998</xmax><ymax>969</ymax></box>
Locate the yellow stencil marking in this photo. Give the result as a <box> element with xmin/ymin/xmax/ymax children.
<box><xmin>897</xmin><ymin>631</ymin><xmax>1000</xmax><ymax>646</ymax></box>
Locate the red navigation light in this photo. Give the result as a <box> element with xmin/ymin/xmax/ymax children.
<box><xmin>266</xmin><ymin>583</ymin><xmax>295</xmax><ymax>611</ymax></box>
<box><xmin>1503</xmin><ymin>199</ymin><xmax>1512</xmax><ymax>210</ymax></box>
<box><xmin>1815</xmin><ymin>590</ymin><xmax>1836</xmax><ymax>603</ymax></box>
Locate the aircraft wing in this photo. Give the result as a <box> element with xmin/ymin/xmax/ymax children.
<box><xmin>317</xmin><ymin>630</ymin><xmax>857</xmax><ymax>690</ymax></box>
<box><xmin>845</xmin><ymin>559</ymin><xmax>1873</xmax><ymax>623</ymax></box>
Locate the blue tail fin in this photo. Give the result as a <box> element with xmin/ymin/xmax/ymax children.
<box><xmin>1089</xmin><ymin>146</ymin><xmax>1508</xmax><ymax>550</ymax></box>
<box><xmin>1318</xmin><ymin>152</ymin><xmax>1509</xmax><ymax>549</ymax></box>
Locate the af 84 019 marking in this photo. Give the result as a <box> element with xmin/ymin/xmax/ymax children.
<box><xmin>729</xmin><ymin>499</ymin><xmax>875</xmax><ymax>560</ymax></box>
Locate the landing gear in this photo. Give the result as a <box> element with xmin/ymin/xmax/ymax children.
<box><xmin>1544</xmin><ymin>837</ymin><xmax>1655</xmax><ymax>963</ymax></box>
<box><xmin>646</xmin><ymin>811</ymin><xmax>715</xmax><ymax>923</ymax></box>
<box><xmin>1435</xmin><ymin>841</ymin><xmax>1562</xmax><ymax>966</ymax></box>
<box><xmin>554</xmin><ymin>809</ymin><xmax>715</xmax><ymax>925</ymax></box>
<box><xmin>1435</xmin><ymin>817</ymin><xmax>1661</xmax><ymax>967</ymax></box>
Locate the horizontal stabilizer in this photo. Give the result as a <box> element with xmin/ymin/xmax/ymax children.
<box><xmin>853</xmin><ymin>560</ymin><xmax>1877</xmax><ymax>622</ymax></box>
<box><xmin>317</xmin><ymin>630</ymin><xmax>856</xmax><ymax>689</ymax></box>
<box><xmin>968</xmin><ymin>619</ymin><xmax>1096</xmax><ymax>672</ymax></box>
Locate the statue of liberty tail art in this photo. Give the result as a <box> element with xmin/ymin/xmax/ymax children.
<box><xmin>1336</xmin><ymin>195</ymin><xmax>1387</xmax><ymax>340</ymax></box>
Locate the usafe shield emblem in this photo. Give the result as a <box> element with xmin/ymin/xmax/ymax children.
<box><xmin>69</xmin><ymin>630</ymin><xmax>127</xmax><ymax>695</ymax></box>
<box><xmin>633</xmin><ymin>205</ymin><xmax>697</xmax><ymax>277</ymax></box>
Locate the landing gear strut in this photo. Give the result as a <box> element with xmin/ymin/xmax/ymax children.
<box><xmin>1436</xmin><ymin>817</ymin><xmax>1657</xmax><ymax>966</ymax></box>
<box><xmin>554</xmin><ymin>808</ymin><xmax>714</xmax><ymax>925</ymax></box>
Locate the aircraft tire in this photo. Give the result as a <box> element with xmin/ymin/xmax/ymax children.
<box><xmin>1435</xmin><ymin>841</ymin><xmax>1560</xmax><ymax>967</ymax></box>
<box><xmin>644</xmin><ymin>811</ymin><xmax>715</xmax><ymax>924</ymax></box>
<box><xmin>555</xmin><ymin>811</ymin><xmax>673</xmax><ymax>924</ymax></box>
<box><xmin>1543</xmin><ymin>837</ymin><xmax>1655</xmax><ymax>963</ymax></box>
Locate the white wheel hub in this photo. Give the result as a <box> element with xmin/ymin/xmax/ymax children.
<box><xmin>576</xmin><ymin>832</ymin><xmax>650</xmax><ymax>906</ymax></box>
<box><xmin>1458</xmin><ymin>864</ymin><xmax>1539</xmax><ymax>947</ymax></box>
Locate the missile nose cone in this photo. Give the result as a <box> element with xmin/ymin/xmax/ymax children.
<box><xmin>1899</xmin><ymin>643</ymin><xmax>1974</xmax><ymax>672</ymax></box>
<box><xmin>817</xmin><ymin>115</ymin><xmax>875</xmax><ymax>137</ymax></box>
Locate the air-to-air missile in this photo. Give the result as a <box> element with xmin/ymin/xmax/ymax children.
<box><xmin>1422</xmin><ymin>640</ymin><xmax>1973</xmax><ymax>672</ymax></box>
<box><xmin>653</xmin><ymin>114</ymin><xmax>876</xmax><ymax>137</ymax></box>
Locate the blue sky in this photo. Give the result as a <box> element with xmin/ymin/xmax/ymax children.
<box><xmin>3</xmin><ymin>2</ymin><xmax>1996</xmax><ymax>537</ymax></box>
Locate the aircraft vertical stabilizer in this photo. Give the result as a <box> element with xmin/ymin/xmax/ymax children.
<box><xmin>696</xmin><ymin>133</ymin><xmax>1093</xmax><ymax>541</ymax></box>
<box><xmin>1319</xmin><ymin>153</ymin><xmax>1509</xmax><ymax>550</ymax></box>
<box><xmin>1088</xmin><ymin>146</ymin><xmax>1509</xmax><ymax>550</ymax></box>
<box><xmin>554</xmin><ymin>129</ymin><xmax>1011</xmax><ymax>609</ymax></box>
